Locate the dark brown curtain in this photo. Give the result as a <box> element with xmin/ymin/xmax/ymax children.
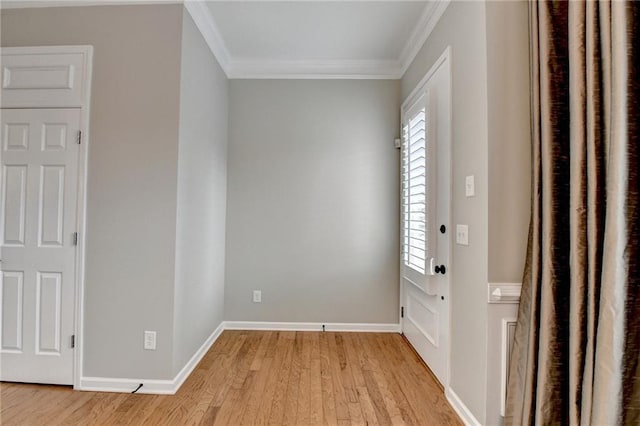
<box><xmin>505</xmin><ymin>1</ymin><xmax>639</xmax><ymax>425</ymax></box>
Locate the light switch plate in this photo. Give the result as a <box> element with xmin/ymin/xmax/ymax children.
<box><xmin>465</xmin><ymin>175</ymin><xmax>475</xmax><ymax>197</ymax></box>
<box><xmin>253</xmin><ymin>290</ymin><xmax>262</xmax><ymax>303</ymax></box>
<box><xmin>456</xmin><ymin>224</ymin><xmax>469</xmax><ymax>245</ymax></box>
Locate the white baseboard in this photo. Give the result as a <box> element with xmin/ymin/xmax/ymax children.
<box><xmin>445</xmin><ymin>387</ymin><xmax>482</xmax><ymax>426</ymax></box>
<box><xmin>224</xmin><ymin>321</ymin><xmax>401</xmax><ymax>333</ymax></box>
<box><xmin>78</xmin><ymin>376</ymin><xmax>175</xmax><ymax>394</ymax></box>
<box><xmin>172</xmin><ymin>321</ymin><xmax>225</xmax><ymax>391</ymax></box>
<box><xmin>78</xmin><ymin>321</ymin><xmax>225</xmax><ymax>395</ymax></box>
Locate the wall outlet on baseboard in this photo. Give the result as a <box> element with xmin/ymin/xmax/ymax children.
<box><xmin>253</xmin><ymin>290</ymin><xmax>262</xmax><ymax>303</ymax></box>
<box><xmin>144</xmin><ymin>331</ymin><xmax>157</xmax><ymax>350</ymax></box>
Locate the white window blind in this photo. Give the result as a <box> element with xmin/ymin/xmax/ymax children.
<box><xmin>402</xmin><ymin>94</ymin><xmax>434</xmax><ymax>276</ymax></box>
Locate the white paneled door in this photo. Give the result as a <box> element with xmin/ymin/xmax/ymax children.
<box><xmin>1</xmin><ymin>108</ymin><xmax>81</xmax><ymax>384</ymax></box>
<box><xmin>401</xmin><ymin>49</ymin><xmax>451</xmax><ymax>386</ymax></box>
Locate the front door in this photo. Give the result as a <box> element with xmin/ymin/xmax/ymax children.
<box><xmin>1</xmin><ymin>108</ymin><xmax>81</xmax><ymax>384</ymax></box>
<box><xmin>400</xmin><ymin>50</ymin><xmax>451</xmax><ymax>386</ymax></box>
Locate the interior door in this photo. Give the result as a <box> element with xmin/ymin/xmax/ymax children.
<box><xmin>401</xmin><ymin>52</ymin><xmax>451</xmax><ymax>386</ymax></box>
<box><xmin>1</xmin><ymin>108</ymin><xmax>81</xmax><ymax>384</ymax></box>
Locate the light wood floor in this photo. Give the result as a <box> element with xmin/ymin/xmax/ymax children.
<box><xmin>0</xmin><ymin>331</ymin><xmax>461</xmax><ymax>425</ymax></box>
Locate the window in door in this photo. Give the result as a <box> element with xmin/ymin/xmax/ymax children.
<box><xmin>401</xmin><ymin>92</ymin><xmax>435</xmax><ymax>279</ymax></box>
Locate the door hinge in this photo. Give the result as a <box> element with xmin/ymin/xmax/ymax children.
<box><xmin>401</xmin><ymin>306</ymin><xmax>404</xmax><ymax>318</ymax></box>
<box><xmin>73</xmin><ymin>232</ymin><xmax>78</xmax><ymax>246</ymax></box>
<box><xmin>77</xmin><ymin>130</ymin><xmax>82</xmax><ymax>145</ymax></box>
<box><xmin>71</xmin><ymin>335</ymin><xmax>76</xmax><ymax>348</ymax></box>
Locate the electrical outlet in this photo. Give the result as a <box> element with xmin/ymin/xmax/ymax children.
<box><xmin>456</xmin><ymin>224</ymin><xmax>469</xmax><ymax>246</ymax></box>
<box><xmin>144</xmin><ymin>331</ymin><xmax>156</xmax><ymax>350</ymax></box>
<box><xmin>253</xmin><ymin>290</ymin><xmax>262</xmax><ymax>303</ymax></box>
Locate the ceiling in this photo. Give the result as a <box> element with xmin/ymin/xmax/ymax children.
<box><xmin>188</xmin><ymin>0</ymin><xmax>450</xmax><ymax>78</ymax></box>
<box><xmin>1</xmin><ymin>0</ymin><xmax>451</xmax><ymax>78</ymax></box>
<box><xmin>207</xmin><ymin>1</ymin><xmax>426</xmax><ymax>62</ymax></box>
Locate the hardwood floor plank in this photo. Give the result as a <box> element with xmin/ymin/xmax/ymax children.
<box><xmin>301</xmin><ymin>331</ymin><xmax>312</xmax><ymax>369</ymax></box>
<box><xmin>309</xmin><ymin>357</ymin><xmax>324</xmax><ymax>425</ymax></box>
<box><xmin>213</xmin><ymin>333</ymin><xmax>262</xmax><ymax>425</ymax></box>
<box><xmin>319</xmin><ymin>332</ymin><xmax>338</xmax><ymax>425</ymax></box>
<box><xmin>296</xmin><ymin>361</ymin><xmax>311</xmax><ymax>424</ymax></box>
<box><xmin>249</xmin><ymin>331</ymin><xmax>274</xmax><ymax>371</ymax></box>
<box><xmin>82</xmin><ymin>393</ymin><xmax>130</xmax><ymax>425</ymax></box>
<box><xmin>370</xmin><ymin>334</ymin><xmax>420</xmax><ymax>425</ymax></box>
<box><xmin>239</xmin><ymin>355</ymin><xmax>274</xmax><ymax>425</ymax></box>
<box><xmin>55</xmin><ymin>392</ymin><xmax>107</xmax><ymax>425</ymax></box>
<box><xmin>360</xmin><ymin>334</ymin><xmax>404</xmax><ymax>424</ymax></box>
<box><xmin>119</xmin><ymin>395</ymin><xmax>160</xmax><ymax>426</ymax></box>
<box><xmin>267</xmin><ymin>332</ymin><xmax>295</xmax><ymax>425</ymax></box>
<box><xmin>326</xmin><ymin>333</ymin><xmax>351</xmax><ymax>421</ymax></box>
<box><xmin>252</xmin><ymin>332</ymin><xmax>284</xmax><ymax>425</ymax></box>
<box><xmin>281</xmin><ymin>332</ymin><xmax>303</xmax><ymax>425</ymax></box>
<box><xmin>355</xmin><ymin>385</ymin><xmax>380</xmax><ymax>425</ymax></box>
<box><xmin>0</xmin><ymin>331</ymin><xmax>461</xmax><ymax>426</ymax></box>
<box><xmin>362</xmin><ymin>368</ymin><xmax>393</xmax><ymax>425</ymax></box>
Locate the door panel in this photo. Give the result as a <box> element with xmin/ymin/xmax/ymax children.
<box><xmin>406</xmin><ymin>285</ymin><xmax>439</xmax><ymax>347</ymax></box>
<box><xmin>0</xmin><ymin>50</ymin><xmax>88</xmax><ymax>108</ymax></box>
<box><xmin>0</xmin><ymin>108</ymin><xmax>80</xmax><ymax>385</ymax></box>
<box><xmin>2</xmin><ymin>165</ymin><xmax>27</xmax><ymax>245</ymax></box>
<box><xmin>401</xmin><ymin>51</ymin><xmax>451</xmax><ymax>386</ymax></box>
<box><xmin>39</xmin><ymin>165</ymin><xmax>66</xmax><ymax>246</ymax></box>
<box><xmin>1</xmin><ymin>271</ymin><xmax>23</xmax><ymax>352</ymax></box>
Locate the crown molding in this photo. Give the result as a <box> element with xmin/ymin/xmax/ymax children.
<box><xmin>398</xmin><ymin>0</ymin><xmax>451</xmax><ymax>75</ymax></box>
<box><xmin>205</xmin><ymin>0</ymin><xmax>450</xmax><ymax>79</ymax></box>
<box><xmin>2</xmin><ymin>0</ymin><xmax>450</xmax><ymax>80</ymax></box>
<box><xmin>0</xmin><ymin>0</ymin><xmax>179</xmax><ymax>8</ymax></box>
<box><xmin>183</xmin><ymin>0</ymin><xmax>231</xmax><ymax>75</ymax></box>
<box><xmin>227</xmin><ymin>59</ymin><xmax>402</xmax><ymax>80</ymax></box>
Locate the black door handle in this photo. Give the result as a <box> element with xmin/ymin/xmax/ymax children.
<box><xmin>434</xmin><ymin>265</ymin><xmax>446</xmax><ymax>275</ymax></box>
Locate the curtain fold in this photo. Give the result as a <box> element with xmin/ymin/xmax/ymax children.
<box><xmin>505</xmin><ymin>1</ymin><xmax>639</xmax><ymax>425</ymax></box>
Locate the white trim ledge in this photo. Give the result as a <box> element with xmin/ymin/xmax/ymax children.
<box><xmin>78</xmin><ymin>321</ymin><xmax>225</xmax><ymax>395</ymax></box>
<box><xmin>224</xmin><ymin>321</ymin><xmax>401</xmax><ymax>333</ymax></box>
<box><xmin>488</xmin><ymin>282</ymin><xmax>522</xmax><ymax>304</ymax></box>
<box><xmin>446</xmin><ymin>387</ymin><xmax>482</xmax><ymax>426</ymax></box>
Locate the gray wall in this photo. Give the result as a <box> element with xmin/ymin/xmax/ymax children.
<box><xmin>1</xmin><ymin>5</ymin><xmax>184</xmax><ymax>380</ymax></box>
<box><xmin>225</xmin><ymin>80</ymin><xmax>401</xmax><ymax>324</ymax></box>
<box><xmin>485</xmin><ymin>2</ymin><xmax>530</xmax><ymax>424</ymax></box>
<box><xmin>401</xmin><ymin>1</ymin><xmax>490</xmax><ymax>422</ymax></box>
<box><xmin>172</xmin><ymin>10</ymin><xmax>228</xmax><ymax>375</ymax></box>
<box><xmin>486</xmin><ymin>0</ymin><xmax>531</xmax><ymax>283</ymax></box>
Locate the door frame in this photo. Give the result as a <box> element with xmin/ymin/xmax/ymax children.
<box><xmin>399</xmin><ymin>46</ymin><xmax>452</xmax><ymax>388</ymax></box>
<box><xmin>1</xmin><ymin>45</ymin><xmax>93</xmax><ymax>388</ymax></box>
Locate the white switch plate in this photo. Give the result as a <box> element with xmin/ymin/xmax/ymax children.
<box><xmin>253</xmin><ymin>290</ymin><xmax>262</xmax><ymax>303</ymax></box>
<box><xmin>456</xmin><ymin>224</ymin><xmax>469</xmax><ymax>245</ymax></box>
<box><xmin>144</xmin><ymin>331</ymin><xmax>156</xmax><ymax>350</ymax></box>
<box><xmin>465</xmin><ymin>175</ymin><xmax>475</xmax><ymax>197</ymax></box>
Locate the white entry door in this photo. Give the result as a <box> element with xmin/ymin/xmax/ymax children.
<box><xmin>400</xmin><ymin>50</ymin><xmax>451</xmax><ymax>386</ymax></box>
<box><xmin>1</xmin><ymin>108</ymin><xmax>81</xmax><ymax>384</ymax></box>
